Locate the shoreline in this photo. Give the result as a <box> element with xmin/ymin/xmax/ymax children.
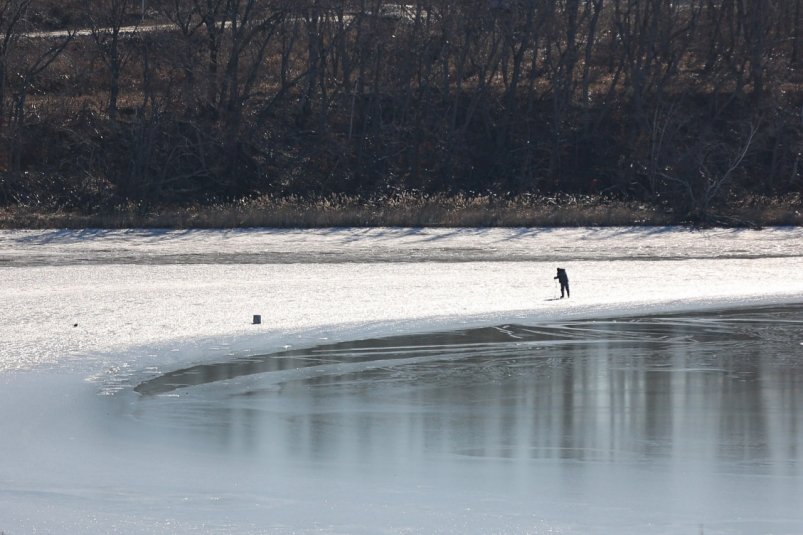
<box><xmin>2</xmin><ymin>194</ymin><xmax>801</xmax><ymax>230</ymax></box>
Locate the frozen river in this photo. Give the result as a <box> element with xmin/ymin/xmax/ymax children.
<box><xmin>1</xmin><ymin>227</ymin><xmax>802</xmax><ymax>533</ymax></box>
<box><xmin>3</xmin><ymin>305</ymin><xmax>803</xmax><ymax>534</ymax></box>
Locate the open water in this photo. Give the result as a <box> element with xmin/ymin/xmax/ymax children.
<box><xmin>126</xmin><ymin>305</ymin><xmax>803</xmax><ymax>534</ymax></box>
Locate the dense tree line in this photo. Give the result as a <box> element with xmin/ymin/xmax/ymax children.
<box><xmin>0</xmin><ymin>0</ymin><xmax>800</xmax><ymax>220</ymax></box>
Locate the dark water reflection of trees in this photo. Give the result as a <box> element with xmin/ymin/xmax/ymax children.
<box><xmin>136</xmin><ymin>306</ymin><xmax>803</xmax><ymax>473</ymax></box>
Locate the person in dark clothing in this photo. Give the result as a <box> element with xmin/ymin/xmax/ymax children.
<box><xmin>554</xmin><ymin>268</ymin><xmax>570</xmax><ymax>298</ymax></box>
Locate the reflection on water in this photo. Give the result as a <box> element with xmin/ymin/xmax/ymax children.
<box><xmin>134</xmin><ymin>306</ymin><xmax>803</xmax><ymax>475</ymax></box>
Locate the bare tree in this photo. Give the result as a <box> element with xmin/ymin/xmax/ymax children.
<box><xmin>88</xmin><ymin>0</ymin><xmax>140</xmax><ymax>119</ymax></box>
<box><xmin>0</xmin><ymin>0</ymin><xmax>72</xmax><ymax>178</ymax></box>
<box><xmin>0</xmin><ymin>0</ymin><xmax>29</xmax><ymax>128</ymax></box>
<box><xmin>659</xmin><ymin>122</ymin><xmax>758</xmax><ymax>221</ymax></box>
<box><xmin>161</xmin><ymin>0</ymin><xmax>205</xmax><ymax>111</ymax></box>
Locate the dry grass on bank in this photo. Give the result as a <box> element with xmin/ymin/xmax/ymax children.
<box><xmin>0</xmin><ymin>194</ymin><xmax>800</xmax><ymax>229</ymax></box>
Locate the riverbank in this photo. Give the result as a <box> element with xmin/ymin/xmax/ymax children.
<box><xmin>2</xmin><ymin>194</ymin><xmax>801</xmax><ymax>230</ymax></box>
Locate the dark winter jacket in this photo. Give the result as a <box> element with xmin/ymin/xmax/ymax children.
<box><xmin>554</xmin><ymin>268</ymin><xmax>568</xmax><ymax>284</ymax></box>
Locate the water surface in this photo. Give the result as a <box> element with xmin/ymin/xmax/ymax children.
<box><xmin>129</xmin><ymin>305</ymin><xmax>803</xmax><ymax>533</ymax></box>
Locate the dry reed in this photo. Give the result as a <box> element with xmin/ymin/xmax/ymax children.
<box><xmin>1</xmin><ymin>193</ymin><xmax>800</xmax><ymax>229</ymax></box>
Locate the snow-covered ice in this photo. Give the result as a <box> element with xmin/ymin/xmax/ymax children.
<box><xmin>1</xmin><ymin>226</ymin><xmax>802</xmax><ymax>534</ymax></box>
<box><xmin>2</xmin><ymin>226</ymin><xmax>802</xmax><ymax>373</ymax></box>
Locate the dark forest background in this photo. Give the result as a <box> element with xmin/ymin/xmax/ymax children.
<box><xmin>0</xmin><ymin>0</ymin><xmax>801</xmax><ymax>225</ymax></box>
